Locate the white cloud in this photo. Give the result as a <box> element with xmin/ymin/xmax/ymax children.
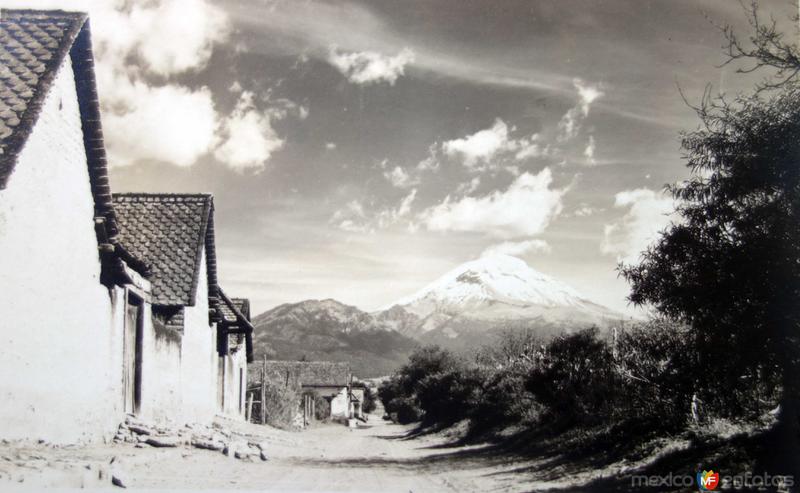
<box><xmin>327</xmin><ymin>47</ymin><xmax>414</xmax><ymax>85</ymax></box>
<box><xmin>384</xmin><ymin>166</ymin><xmax>418</xmax><ymax>188</ymax></box>
<box><xmin>332</xmin><ymin>199</ymin><xmax>366</xmax><ymax>222</ymax></box>
<box><xmin>420</xmin><ymin>167</ymin><xmax>566</xmax><ymax>239</ymax></box>
<box><xmin>601</xmin><ymin>188</ymin><xmax>676</xmax><ymax>263</ymax></box>
<box><xmin>103</xmin><ymin>80</ymin><xmax>218</xmax><ymax>167</ymax></box>
<box><xmin>298</xmin><ymin>105</ymin><xmax>309</xmax><ymax>120</ymax></box>
<box><xmin>584</xmin><ymin>135</ymin><xmax>597</xmax><ymax>166</ymax></box>
<box><xmin>331</xmin><ymin>190</ymin><xmax>417</xmax><ymax>233</ymax></box>
<box><xmin>456</xmin><ymin>177</ymin><xmax>481</xmax><ymax>195</ymax></box>
<box><xmin>576</xmin><ymin>80</ymin><xmax>603</xmax><ymax>112</ymax></box>
<box><xmin>514</xmin><ymin>133</ymin><xmax>548</xmax><ymax>161</ymax></box>
<box><xmin>325</xmin><ymin>142</ymin><xmax>337</xmax><ymax>150</ymax></box>
<box><xmin>214</xmin><ymin>92</ymin><xmax>284</xmax><ymax>172</ymax></box>
<box><xmin>375</xmin><ymin>188</ymin><xmax>418</xmax><ymax>229</ymax></box>
<box><xmin>416</xmin><ymin>144</ymin><xmax>440</xmax><ymax>171</ymax></box>
<box><xmin>482</xmin><ymin>239</ymin><xmax>551</xmax><ymax>257</ymax></box>
<box><xmin>558</xmin><ymin>79</ymin><xmax>603</xmax><ymax>142</ymax></box>
<box><xmin>332</xmin><ymin>202</ymin><xmax>370</xmax><ymax>232</ymax></box>
<box><xmin>440</xmin><ymin>119</ymin><xmax>560</xmax><ymax>171</ymax></box>
<box><xmin>573</xmin><ymin>204</ymin><xmax>598</xmax><ymax>217</ymax></box>
<box><xmin>331</xmin><ymin>199</ymin><xmax>369</xmax><ymax>232</ymax></box>
<box><xmin>338</xmin><ymin>219</ymin><xmax>369</xmax><ymax>233</ymax></box>
<box><xmin>7</xmin><ymin>0</ymin><xmax>233</xmax><ymax>168</ymax></box>
<box><xmin>228</xmin><ymin>80</ymin><xmax>243</xmax><ymax>93</ymax></box>
<box><xmin>124</xmin><ymin>0</ymin><xmax>229</xmax><ymax>77</ymax></box>
<box><xmin>395</xmin><ymin>189</ymin><xmax>417</xmax><ymax>218</ymax></box>
<box><xmin>442</xmin><ymin>119</ymin><xmax>512</xmax><ymax>170</ymax></box>
<box><xmin>17</xmin><ymin>0</ymin><xmax>229</xmax><ymax>80</ymax></box>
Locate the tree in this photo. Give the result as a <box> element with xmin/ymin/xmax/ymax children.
<box><xmin>361</xmin><ymin>386</ymin><xmax>377</xmax><ymax>414</ymax></box>
<box><xmin>621</xmin><ymin>65</ymin><xmax>800</xmax><ymax>481</ymax></box>
<box><xmin>721</xmin><ymin>1</ymin><xmax>800</xmax><ymax>91</ymax></box>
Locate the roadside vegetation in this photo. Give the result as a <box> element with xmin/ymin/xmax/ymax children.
<box><xmin>380</xmin><ymin>2</ymin><xmax>800</xmax><ymax>485</ymax></box>
<box><xmin>257</xmin><ymin>384</ymin><xmax>300</xmax><ymax>429</ymax></box>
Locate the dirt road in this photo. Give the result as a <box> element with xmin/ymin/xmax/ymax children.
<box><xmin>126</xmin><ymin>417</ymin><xmax>534</xmax><ymax>492</ymax></box>
<box><xmin>0</xmin><ymin>416</ymin><xmax>554</xmax><ymax>492</ymax></box>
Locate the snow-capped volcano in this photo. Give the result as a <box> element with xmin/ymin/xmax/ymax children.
<box><xmin>393</xmin><ymin>254</ymin><xmax>591</xmax><ymax>314</ymax></box>
<box><xmin>385</xmin><ymin>254</ymin><xmax>621</xmax><ymax>338</ymax></box>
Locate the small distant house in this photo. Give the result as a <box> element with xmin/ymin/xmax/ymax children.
<box><xmin>260</xmin><ymin>361</ymin><xmax>353</xmax><ymax>422</ymax></box>
<box><xmin>113</xmin><ymin>193</ymin><xmax>253</xmax><ymax>424</ymax></box>
<box><xmin>0</xmin><ymin>10</ymin><xmax>153</xmax><ymax>443</ymax></box>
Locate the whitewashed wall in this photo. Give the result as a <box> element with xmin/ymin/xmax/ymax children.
<box><xmin>139</xmin><ymin>305</ymin><xmax>182</xmax><ymax>425</ymax></box>
<box><xmin>219</xmin><ymin>347</ymin><xmax>247</xmax><ymax>419</ymax></box>
<box><xmin>330</xmin><ymin>387</ymin><xmax>350</xmax><ymax>418</ymax></box>
<box><xmin>0</xmin><ymin>57</ymin><xmax>126</xmax><ymax>444</ymax></box>
<box><xmin>180</xmin><ymin>249</ymin><xmax>218</xmax><ymax>424</ymax></box>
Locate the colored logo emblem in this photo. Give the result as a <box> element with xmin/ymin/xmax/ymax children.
<box><xmin>697</xmin><ymin>470</ymin><xmax>719</xmax><ymax>491</ymax></box>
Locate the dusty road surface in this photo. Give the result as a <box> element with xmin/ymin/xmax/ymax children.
<box><xmin>0</xmin><ymin>416</ymin><xmax>549</xmax><ymax>492</ymax></box>
<box><xmin>127</xmin><ymin>417</ymin><xmax>535</xmax><ymax>492</ymax></box>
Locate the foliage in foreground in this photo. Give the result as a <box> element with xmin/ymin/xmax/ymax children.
<box><xmin>379</xmin><ymin>320</ymin><xmax>777</xmax><ymax>435</ymax></box>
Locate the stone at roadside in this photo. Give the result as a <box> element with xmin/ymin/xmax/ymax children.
<box><xmin>191</xmin><ymin>438</ymin><xmax>224</xmax><ymax>452</ymax></box>
<box><xmin>252</xmin><ymin>441</ymin><xmax>270</xmax><ymax>451</ymax></box>
<box><xmin>234</xmin><ymin>449</ymin><xmax>253</xmax><ymax>461</ymax></box>
<box><xmin>224</xmin><ymin>440</ymin><xmax>259</xmax><ymax>461</ymax></box>
<box><xmin>145</xmin><ymin>436</ymin><xmax>181</xmax><ymax>448</ymax></box>
<box><xmin>126</xmin><ymin>425</ymin><xmax>152</xmax><ymax>436</ymax></box>
<box><xmin>109</xmin><ymin>457</ymin><xmax>127</xmax><ymax>489</ymax></box>
<box><xmin>223</xmin><ymin>440</ymin><xmax>243</xmax><ymax>457</ymax></box>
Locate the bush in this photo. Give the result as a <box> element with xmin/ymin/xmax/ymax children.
<box><xmin>377</xmin><ymin>346</ymin><xmax>474</xmax><ymax>425</ymax></box>
<box><xmin>525</xmin><ymin>328</ymin><xmax>618</xmax><ymax>427</ymax></box>
<box><xmin>470</xmin><ymin>369</ymin><xmax>539</xmax><ymax>431</ymax></box>
<box><xmin>362</xmin><ymin>386</ymin><xmax>377</xmax><ymax>414</ymax></box>
<box><xmin>612</xmin><ymin>319</ymin><xmax>696</xmax><ymax>429</ymax></box>
<box><xmin>389</xmin><ymin>396</ymin><xmax>423</xmax><ymax>424</ymax></box>
<box><xmin>261</xmin><ymin>384</ymin><xmax>300</xmax><ymax>429</ymax></box>
<box><xmin>314</xmin><ymin>394</ymin><xmax>331</xmax><ymax>420</ymax></box>
<box><xmin>415</xmin><ymin>365</ymin><xmax>483</xmax><ymax>425</ymax></box>
<box><xmin>380</xmin><ymin>320</ymin><xmax>750</xmax><ymax>437</ymax></box>
<box><xmin>378</xmin><ymin>377</ymin><xmax>403</xmax><ymax>410</ymax></box>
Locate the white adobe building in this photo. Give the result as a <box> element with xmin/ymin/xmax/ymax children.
<box><xmin>0</xmin><ymin>10</ymin><xmax>253</xmax><ymax>444</ymax></box>
<box><xmin>0</xmin><ymin>10</ymin><xmax>154</xmax><ymax>443</ymax></box>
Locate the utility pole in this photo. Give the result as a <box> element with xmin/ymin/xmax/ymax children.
<box><xmin>260</xmin><ymin>355</ymin><xmax>267</xmax><ymax>425</ymax></box>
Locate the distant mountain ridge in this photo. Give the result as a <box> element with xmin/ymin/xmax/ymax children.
<box><xmin>251</xmin><ymin>255</ymin><xmax>626</xmax><ymax>377</ymax></box>
<box><xmin>251</xmin><ymin>298</ymin><xmax>419</xmax><ymax>377</ymax></box>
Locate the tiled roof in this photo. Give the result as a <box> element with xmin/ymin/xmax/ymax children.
<box><xmin>262</xmin><ymin>361</ymin><xmax>351</xmax><ymax>388</ymax></box>
<box><xmin>153</xmin><ymin>305</ymin><xmax>185</xmax><ymax>333</ymax></box>
<box><xmin>112</xmin><ymin>193</ymin><xmax>218</xmax><ymax>307</ymax></box>
<box><xmin>0</xmin><ymin>10</ymin><xmax>148</xmax><ymax>283</ymax></box>
<box><xmin>0</xmin><ymin>9</ymin><xmax>85</xmax><ymax>185</ymax></box>
<box><xmin>220</xmin><ymin>297</ymin><xmax>250</xmax><ymax>324</ymax></box>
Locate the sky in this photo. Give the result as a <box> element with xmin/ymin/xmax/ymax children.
<box><xmin>4</xmin><ymin>0</ymin><xmax>795</xmax><ymax>315</ymax></box>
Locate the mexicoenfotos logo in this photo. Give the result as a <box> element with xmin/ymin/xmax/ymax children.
<box><xmin>697</xmin><ymin>470</ymin><xmax>720</xmax><ymax>491</ymax></box>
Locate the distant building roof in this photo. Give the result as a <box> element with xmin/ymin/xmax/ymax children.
<box><xmin>262</xmin><ymin>361</ymin><xmax>351</xmax><ymax>388</ymax></box>
<box><xmin>220</xmin><ymin>297</ymin><xmax>250</xmax><ymax>324</ymax></box>
<box><xmin>112</xmin><ymin>193</ymin><xmax>219</xmax><ymax>307</ymax></box>
<box><xmin>0</xmin><ymin>10</ymin><xmax>148</xmax><ymax>283</ymax></box>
